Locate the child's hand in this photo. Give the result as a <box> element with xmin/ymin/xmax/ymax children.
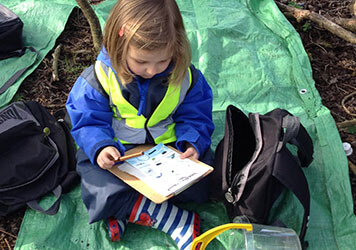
<box><xmin>97</xmin><ymin>146</ymin><xmax>121</xmax><ymax>169</ymax></box>
<box><xmin>180</xmin><ymin>143</ymin><xmax>199</xmax><ymax>160</ymax></box>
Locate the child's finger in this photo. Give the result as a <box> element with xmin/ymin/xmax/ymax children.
<box><xmin>106</xmin><ymin>147</ymin><xmax>121</xmax><ymax>161</ymax></box>
<box><xmin>180</xmin><ymin>151</ymin><xmax>189</xmax><ymax>159</ymax></box>
<box><xmin>180</xmin><ymin>147</ymin><xmax>198</xmax><ymax>159</ymax></box>
<box><xmin>97</xmin><ymin>147</ymin><xmax>121</xmax><ymax>169</ymax></box>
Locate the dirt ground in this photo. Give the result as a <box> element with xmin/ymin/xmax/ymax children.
<box><xmin>1</xmin><ymin>0</ymin><xmax>356</xmax><ymax>249</ymax></box>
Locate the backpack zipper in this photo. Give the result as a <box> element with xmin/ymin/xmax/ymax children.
<box><xmin>226</xmin><ymin>113</ymin><xmax>263</xmax><ymax>204</ymax></box>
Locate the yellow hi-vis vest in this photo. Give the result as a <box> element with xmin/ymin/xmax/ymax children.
<box><xmin>94</xmin><ymin>61</ymin><xmax>192</xmax><ymax>145</ymax></box>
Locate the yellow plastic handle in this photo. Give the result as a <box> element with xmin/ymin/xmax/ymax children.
<box><xmin>191</xmin><ymin>223</ymin><xmax>253</xmax><ymax>250</ymax></box>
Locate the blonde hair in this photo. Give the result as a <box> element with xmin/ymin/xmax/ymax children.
<box><xmin>103</xmin><ymin>0</ymin><xmax>191</xmax><ymax>85</ymax></box>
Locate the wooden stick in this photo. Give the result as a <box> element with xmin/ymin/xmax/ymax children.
<box><xmin>337</xmin><ymin>119</ymin><xmax>356</xmax><ymax>129</ymax></box>
<box><xmin>4</xmin><ymin>238</ymin><xmax>11</xmax><ymax>250</ymax></box>
<box><xmin>276</xmin><ymin>2</ymin><xmax>356</xmax><ymax>44</ymax></box>
<box><xmin>116</xmin><ymin>151</ymin><xmax>144</xmax><ymax>162</ymax></box>
<box><xmin>341</xmin><ymin>91</ymin><xmax>356</xmax><ymax>117</ymax></box>
<box><xmin>52</xmin><ymin>44</ymin><xmax>62</xmax><ymax>82</ymax></box>
<box><xmin>0</xmin><ymin>229</ymin><xmax>17</xmax><ymax>239</ymax></box>
<box><xmin>349</xmin><ymin>160</ymin><xmax>356</xmax><ymax>176</ymax></box>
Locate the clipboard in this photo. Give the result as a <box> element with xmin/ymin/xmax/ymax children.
<box><xmin>108</xmin><ymin>144</ymin><xmax>214</xmax><ymax>204</ymax></box>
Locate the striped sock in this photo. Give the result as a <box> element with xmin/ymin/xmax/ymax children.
<box><xmin>129</xmin><ymin>195</ymin><xmax>200</xmax><ymax>250</ymax></box>
<box><xmin>107</xmin><ymin>216</ymin><xmax>127</xmax><ymax>242</ymax></box>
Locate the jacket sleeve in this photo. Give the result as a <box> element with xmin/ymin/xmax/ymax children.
<box><xmin>173</xmin><ymin>67</ymin><xmax>214</xmax><ymax>157</ymax></box>
<box><xmin>65</xmin><ymin>71</ymin><xmax>126</xmax><ymax>165</ymax></box>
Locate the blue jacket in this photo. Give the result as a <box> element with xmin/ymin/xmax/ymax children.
<box><xmin>66</xmin><ymin>48</ymin><xmax>214</xmax><ymax>165</ymax></box>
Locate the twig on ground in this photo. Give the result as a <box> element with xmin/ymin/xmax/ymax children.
<box><xmin>52</xmin><ymin>44</ymin><xmax>62</xmax><ymax>82</ymax></box>
<box><xmin>341</xmin><ymin>91</ymin><xmax>356</xmax><ymax>116</ymax></box>
<box><xmin>305</xmin><ymin>41</ymin><xmax>328</xmax><ymax>54</ymax></box>
<box><xmin>337</xmin><ymin>119</ymin><xmax>356</xmax><ymax>128</ymax></box>
<box><xmin>4</xmin><ymin>238</ymin><xmax>11</xmax><ymax>250</ymax></box>
<box><xmin>73</xmin><ymin>49</ymin><xmax>92</xmax><ymax>54</ymax></box>
<box><xmin>43</xmin><ymin>103</ymin><xmax>66</xmax><ymax>110</ymax></box>
<box><xmin>349</xmin><ymin>160</ymin><xmax>356</xmax><ymax>176</ymax></box>
<box><xmin>0</xmin><ymin>229</ymin><xmax>17</xmax><ymax>239</ymax></box>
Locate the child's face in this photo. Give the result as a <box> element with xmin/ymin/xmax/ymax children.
<box><xmin>126</xmin><ymin>45</ymin><xmax>172</xmax><ymax>79</ymax></box>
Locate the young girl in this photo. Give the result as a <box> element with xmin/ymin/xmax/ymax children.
<box><xmin>66</xmin><ymin>0</ymin><xmax>214</xmax><ymax>249</ymax></box>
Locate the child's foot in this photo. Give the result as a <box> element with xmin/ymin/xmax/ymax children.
<box><xmin>107</xmin><ymin>217</ymin><xmax>127</xmax><ymax>242</ymax></box>
<box><xmin>129</xmin><ymin>195</ymin><xmax>200</xmax><ymax>250</ymax></box>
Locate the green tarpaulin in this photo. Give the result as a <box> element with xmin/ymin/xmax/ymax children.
<box><xmin>0</xmin><ymin>0</ymin><xmax>76</xmax><ymax>108</ymax></box>
<box><xmin>1</xmin><ymin>0</ymin><xmax>355</xmax><ymax>249</ymax></box>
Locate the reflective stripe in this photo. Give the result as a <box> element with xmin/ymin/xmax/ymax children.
<box><xmin>95</xmin><ymin>61</ymin><xmax>191</xmax><ymax>144</ymax></box>
<box><xmin>94</xmin><ymin>62</ymin><xmax>118</xmax><ymax>115</ymax></box>
<box><xmin>148</xmin><ymin>71</ymin><xmax>191</xmax><ymax>141</ymax></box>
<box><xmin>81</xmin><ymin>65</ymin><xmax>108</xmax><ymax>98</ymax></box>
<box><xmin>96</xmin><ymin>61</ymin><xmax>147</xmax><ymax>128</ymax></box>
<box><xmin>111</xmin><ymin>117</ymin><xmax>146</xmax><ymax>144</ymax></box>
<box><xmin>148</xmin><ymin>70</ymin><xmax>191</xmax><ymax>126</ymax></box>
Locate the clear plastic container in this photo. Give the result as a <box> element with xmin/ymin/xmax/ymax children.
<box><xmin>191</xmin><ymin>216</ymin><xmax>301</xmax><ymax>250</ymax></box>
<box><xmin>228</xmin><ymin>223</ymin><xmax>302</xmax><ymax>250</ymax></box>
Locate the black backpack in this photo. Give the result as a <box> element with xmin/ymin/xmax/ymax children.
<box><xmin>0</xmin><ymin>4</ymin><xmax>38</xmax><ymax>96</ymax></box>
<box><xmin>211</xmin><ymin>105</ymin><xmax>314</xmax><ymax>247</ymax></box>
<box><xmin>0</xmin><ymin>101</ymin><xmax>79</xmax><ymax>216</ymax></box>
<box><xmin>0</xmin><ymin>3</ymin><xmax>24</xmax><ymax>59</ymax></box>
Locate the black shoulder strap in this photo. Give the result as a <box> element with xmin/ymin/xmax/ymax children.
<box><xmin>273</xmin><ymin>112</ymin><xmax>313</xmax><ymax>248</ymax></box>
<box><xmin>27</xmin><ymin>185</ymin><xmax>62</xmax><ymax>215</ymax></box>
<box><xmin>0</xmin><ymin>46</ymin><xmax>38</xmax><ymax>95</ymax></box>
<box><xmin>273</xmin><ymin>150</ymin><xmax>310</xmax><ymax>248</ymax></box>
<box><xmin>53</xmin><ymin>108</ymin><xmax>80</xmax><ymax>193</ymax></box>
<box><xmin>277</xmin><ymin>114</ymin><xmax>314</xmax><ymax>167</ymax></box>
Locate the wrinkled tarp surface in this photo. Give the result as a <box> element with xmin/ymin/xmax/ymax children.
<box><xmin>3</xmin><ymin>0</ymin><xmax>354</xmax><ymax>249</ymax></box>
<box><xmin>0</xmin><ymin>1</ymin><xmax>76</xmax><ymax>108</ymax></box>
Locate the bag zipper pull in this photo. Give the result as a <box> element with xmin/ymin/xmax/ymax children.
<box><xmin>225</xmin><ymin>188</ymin><xmax>234</xmax><ymax>203</ymax></box>
<box><xmin>43</xmin><ymin>127</ymin><xmax>51</xmax><ymax>137</ymax></box>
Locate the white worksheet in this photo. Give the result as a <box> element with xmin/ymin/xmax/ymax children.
<box><xmin>117</xmin><ymin>143</ymin><xmax>211</xmax><ymax>197</ymax></box>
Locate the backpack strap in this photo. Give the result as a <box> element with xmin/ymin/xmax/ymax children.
<box><xmin>26</xmin><ymin>185</ymin><xmax>62</xmax><ymax>215</ymax></box>
<box><xmin>277</xmin><ymin>115</ymin><xmax>300</xmax><ymax>152</ymax></box>
<box><xmin>273</xmin><ymin>156</ymin><xmax>310</xmax><ymax>248</ymax></box>
<box><xmin>273</xmin><ymin>113</ymin><xmax>313</xmax><ymax>248</ymax></box>
<box><xmin>0</xmin><ymin>46</ymin><xmax>38</xmax><ymax>95</ymax></box>
<box><xmin>278</xmin><ymin>114</ymin><xmax>314</xmax><ymax>167</ymax></box>
<box><xmin>55</xmin><ymin>109</ymin><xmax>80</xmax><ymax>193</ymax></box>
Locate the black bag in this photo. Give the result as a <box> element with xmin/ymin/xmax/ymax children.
<box><xmin>212</xmin><ymin>105</ymin><xmax>314</xmax><ymax>246</ymax></box>
<box><xmin>0</xmin><ymin>3</ymin><xmax>25</xmax><ymax>59</ymax></box>
<box><xmin>0</xmin><ymin>101</ymin><xmax>79</xmax><ymax>216</ymax></box>
<box><xmin>0</xmin><ymin>4</ymin><xmax>38</xmax><ymax>95</ymax></box>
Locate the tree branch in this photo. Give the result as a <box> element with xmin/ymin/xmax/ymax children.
<box><xmin>349</xmin><ymin>160</ymin><xmax>356</xmax><ymax>176</ymax></box>
<box><xmin>0</xmin><ymin>228</ymin><xmax>17</xmax><ymax>239</ymax></box>
<box><xmin>75</xmin><ymin>0</ymin><xmax>103</xmax><ymax>54</ymax></box>
<box><xmin>331</xmin><ymin>17</ymin><xmax>356</xmax><ymax>33</ymax></box>
<box><xmin>337</xmin><ymin>119</ymin><xmax>356</xmax><ymax>129</ymax></box>
<box><xmin>52</xmin><ymin>44</ymin><xmax>62</xmax><ymax>82</ymax></box>
<box><xmin>341</xmin><ymin>91</ymin><xmax>356</xmax><ymax>117</ymax></box>
<box><xmin>276</xmin><ymin>2</ymin><xmax>356</xmax><ymax>44</ymax></box>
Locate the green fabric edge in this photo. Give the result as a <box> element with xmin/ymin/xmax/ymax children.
<box><xmin>0</xmin><ymin>0</ymin><xmax>78</xmax><ymax>108</ymax></box>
